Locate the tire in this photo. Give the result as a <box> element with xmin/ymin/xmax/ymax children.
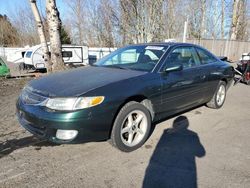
<box><xmin>110</xmin><ymin>101</ymin><xmax>151</xmax><ymax>152</ymax></box>
<box><xmin>206</xmin><ymin>81</ymin><xmax>227</xmax><ymax>109</ymax></box>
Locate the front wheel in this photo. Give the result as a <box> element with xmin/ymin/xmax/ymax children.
<box><xmin>206</xmin><ymin>81</ymin><xmax>227</xmax><ymax>109</ymax></box>
<box><xmin>110</xmin><ymin>101</ymin><xmax>151</xmax><ymax>152</ymax></box>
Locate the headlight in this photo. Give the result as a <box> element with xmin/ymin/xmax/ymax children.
<box><xmin>45</xmin><ymin>96</ymin><xmax>105</xmax><ymax>111</ymax></box>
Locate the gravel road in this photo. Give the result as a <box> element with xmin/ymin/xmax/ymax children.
<box><xmin>0</xmin><ymin>78</ymin><xmax>249</xmax><ymax>188</ymax></box>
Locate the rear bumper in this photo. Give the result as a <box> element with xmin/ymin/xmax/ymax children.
<box><xmin>16</xmin><ymin>98</ymin><xmax>116</xmax><ymax>143</ymax></box>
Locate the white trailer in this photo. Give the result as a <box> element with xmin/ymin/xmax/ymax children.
<box><xmin>0</xmin><ymin>47</ymin><xmax>28</xmax><ymax>64</ymax></box>
<box><xmin>23</xmin><ymin>44</ymin><xmax>89</xmax><ymax>70</ymax></box>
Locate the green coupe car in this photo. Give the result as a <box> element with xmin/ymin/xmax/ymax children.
<box><xmin>0</xmin><ymin>57</ymin><xmax>10</xmax><ymax>77</ymax></box>
<box><xmin>16</xmin><ymin>43</ymin><xmax>234</xmax><ymax>152</ymax></box>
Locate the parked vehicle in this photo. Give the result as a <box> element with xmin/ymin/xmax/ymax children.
<box><xmin>235</xmin><ymin>53</ymin><xmax>250</xmax><ymax>85</ymax></box>
<box><xmin>0</xmin><ymin>57</ymin><xmax>10</xmax><ymax>77</ymax></box>
<box><xmin>23</xmin><ymin>44</ymin><xmax>89</xmax><ymax>70</ymax></box>
<box><xmin>16</xmin><ymin>43</ymin><xmax>234</xmax><ymax>152</ymax></box>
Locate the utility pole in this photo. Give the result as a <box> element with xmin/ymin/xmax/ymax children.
<box><xmin>183</xmin><ymin>19</ymin><xmax>188</xmax><ymax>43</ymax></box>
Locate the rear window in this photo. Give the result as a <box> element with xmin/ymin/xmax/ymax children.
<box><xmin>196</xmin><ymin>48</ymin><xmax>217</xmax><ymax>64</ymax></box>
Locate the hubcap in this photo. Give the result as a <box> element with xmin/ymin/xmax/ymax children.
<box><xmin>216</xmin><ymin>85</ymin><xmax>226</xmax><ymax>106</ymax></box>
<box><xmin>120</xmin><ymin>110</ymin><xmax>148</xmax><ymax>147</ymax></box>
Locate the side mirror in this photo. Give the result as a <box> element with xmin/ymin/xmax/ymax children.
<box><xmin>165</xmin><ymin>64</ymin><xmax>183</xmax><ymax>73</ymax></box>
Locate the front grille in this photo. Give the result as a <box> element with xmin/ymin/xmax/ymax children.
<box><xmin>21</xmin><ymin>87</ymin><xmax>47</xmax><ymax>105</ymax></box>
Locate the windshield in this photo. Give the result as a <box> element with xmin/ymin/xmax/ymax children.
<box><xmin>94</xmin><ymin>45</ymin><xmax>168</xmax><ymax>72</ymax></box>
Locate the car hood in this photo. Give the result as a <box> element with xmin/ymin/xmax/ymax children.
<box><xmin>28</xmin><ymin>66</ymin><xmax>146</xmax><ymax>97</ymax></box>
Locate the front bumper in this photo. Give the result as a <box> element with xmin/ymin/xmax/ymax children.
<box><xmin>16</xmin><ymin>98</ymin><xmax>116</xmax><ymax>144</ymax></box>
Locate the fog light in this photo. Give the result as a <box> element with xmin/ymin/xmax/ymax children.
<box><xmin>56</xmin><ymin>130</ymin><xmax>78</xmax><ymax>140</ymax></box>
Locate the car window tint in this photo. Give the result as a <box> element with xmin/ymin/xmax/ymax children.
<box><xmin>104</xmin><ymin>49</ymin><xmax>139</xmax><ymax>65</ymax></box>
<box><xmin>196</xmin><ymin>48</ymin><xmax>217</xmax><ymax>64</ymax></box>
<box><xmin>165</xmin><ymin>47</ymin><xmax>200</xmax><ymax>69</ymax></box>
<box><xmin>145</xmin><ymin>50</ymin><xmax>159</xmax><ymax>61</ymax></box>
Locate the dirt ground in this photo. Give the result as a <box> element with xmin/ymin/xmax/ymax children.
<box><xmin>0</xmin><ymin>77</ymin><xmax>250</xmax><ymax>188</ymax></box>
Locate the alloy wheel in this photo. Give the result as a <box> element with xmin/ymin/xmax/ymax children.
<box><xmin>120</xmin><ymin>110</ymin><xmax>148</xmax><ymax>147</ymax></box>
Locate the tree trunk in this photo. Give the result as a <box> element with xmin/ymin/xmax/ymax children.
<box><xmin>46</xmin><ymin>0</ymin><xmax>64</xmax><ymax>72</ymax></box>
<box><xmin>221</xmin><ymin>0</ymin><xmax>224</xmax><ymax>39</ymax></box>
<box><xmin>29</xmin><ymin>0</ymin><xmax>51</xmax><ymax>72</ymax></box>
<box><xmin>200</xmin><ymin>0</ymin><xmax>206</xmax><ymax>39</ymax></box>
<box><xmin>230</xmin><ymin>0</ymin><xmax>239</xmax><ymax>40</ymax></box>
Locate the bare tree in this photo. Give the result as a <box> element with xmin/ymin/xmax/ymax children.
<box><xmin>29</xmin><ymin>0</ymin><xmax>51</xmax><ymax>72</ymax></box>
<box><xmin>11</xmin><ymin>4</ymin><xmax>39</xmax><ymax>46</ymax></box>
<box><xmin>46</xmin><ymin>0</ymin><xmax>64</xmax><ymax>72</ymax></box>
<box><xmin>0</xmin><ymin>14</ymin><xmax>20</xmax><ymax>46</ymax></box>
<box><xmin>65</xmin><ymin>0</ymin><xmax>86</xmax><ymax>45</ymax></box>
<box><xmin>230</xmin><ymin>0</ymin><xmax>248</xmax><ymax>40</ymax></box>
<box><xmin>221</xmin><ymin>0</ymin><xmax>225</xmax><ymax>39</ymax></box>
<box><xmin>163</xmin><ymin>0</ymin><xmax>186</xmax><ymax>39</ymax></box>
<box><xmin>200</xmin><ymin>0</ymin><xmax>206</xmax><ymax>38</ymax></box>
<box><xmin>119</xmin><ymin>0</ymin><xmax>164</xmax><ymax>44</ymax></box>
<box><xmin>64</xmin><ymin>0</ymin><xmax>242</xmax><ymax>45</ymax></box>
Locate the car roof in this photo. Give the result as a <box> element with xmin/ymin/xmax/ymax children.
<box><xmin>127</xmin><ymin>42</ymin><xmax>200</xmax><ymax>48</ymax></box>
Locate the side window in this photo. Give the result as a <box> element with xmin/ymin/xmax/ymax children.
<box><xmin>196</xmin><ymin>48</ymin><xmax>217</xmax><ymax>64</ymax></box>
<box><xmin>165</xmin><ymin>47</ymin><xmax>200</xmax><ymax>69</ymax></box>
<box><xmin>25</xmin><ymin>51</ymin><xmax>32</xmax><ymax>58</ymax></box>
<box><xmin>62</xmin><ymin>51</ymin><xmax>73</xmax><ymax>58</ymax></box>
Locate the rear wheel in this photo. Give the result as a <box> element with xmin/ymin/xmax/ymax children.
<box><xmin>206</xmin><ymin>81</ymin><xmax>227</xmax><ymax>109</ymax></box>
<box><xmin>110</xmin><ymin>101</ymin><xmax>151</xmax><ymax>152</ymax></box>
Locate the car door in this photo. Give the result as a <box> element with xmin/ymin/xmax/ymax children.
<box><xmin>195</xmin><ymin>47</ymin><xmax>222</xmax><ymax>101</ymax></box>
<box><xmin>158</xmin><ymin>46</ymin><xmax>205</xmax><ymax>115</ymax></box>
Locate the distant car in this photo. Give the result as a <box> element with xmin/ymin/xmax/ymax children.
<box><xmin>0</xmin><ymin>57</ymin><xmax>10</xmax><ymax>77</ymax></box>
<box><xmin>235</xmin><ymin>53</ymin><xmax>250</xmax><ymax>85</ymax></box>
<box><xmin>16</xmin><ymin>43</ymin><xmax>234</xmax><ymax>152</ymax></box>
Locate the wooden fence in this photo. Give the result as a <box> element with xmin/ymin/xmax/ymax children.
<box><xmin>182</xmin><ymin>39</ymin><xmax>250</xmax><ymax>62</ymax></box>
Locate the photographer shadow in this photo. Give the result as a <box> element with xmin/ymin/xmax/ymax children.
<box><xmin>143</xmin><ymin>116</ymin><xmax>206</xmax><ymax>188</ymax></box>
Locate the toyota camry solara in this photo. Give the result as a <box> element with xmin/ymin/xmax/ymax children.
<box><xmin>16</xmin><ymin>43</ymin><xmax>234</xmax><ymax>152</ymax></box>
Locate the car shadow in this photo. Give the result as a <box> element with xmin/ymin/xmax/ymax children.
<box><xmin>0</xmin><ymin>135</ymin><xmax>57</xmax><ymax>159</ymax></box>
<box><xmin>143</xmin><ymin>116</ymin><xmax>206</xmax><ymax>188</ymax></box>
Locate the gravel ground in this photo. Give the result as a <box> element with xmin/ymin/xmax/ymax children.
<box><xmin>0</xmin><ymin>78</ymin><xmax>250</xmax><ymax>188</ymax></box>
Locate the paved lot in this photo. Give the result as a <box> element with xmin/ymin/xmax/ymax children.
<box><xmin>0</xmin><ymin>78</ymin><xmax>250</xmax><ymax>188</ymax></box>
